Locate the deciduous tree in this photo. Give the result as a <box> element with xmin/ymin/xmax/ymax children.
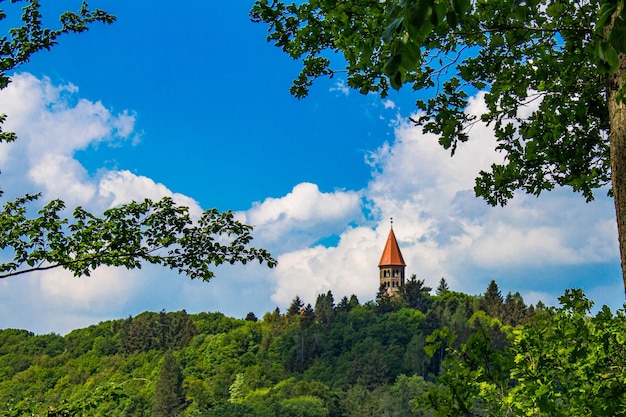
<box><xmin>0</xmin><ymin>1</ymin><xmax>275</xmax><ymax>282</ymax></box>
<box><xmin>251</xmin><ymin>0</ymin><xmax>626</xmax><ymax>294</ymax></box>
<box><xmin>419</xmin><ymin>289</ymin><xmax>626</xmax><ymax>416</ymax></box>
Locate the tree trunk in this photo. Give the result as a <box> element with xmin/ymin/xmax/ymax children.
<box><xmin>608</xmin><ymin>49</ymin><xmax>626</xmax><ymax>298</ymax></box>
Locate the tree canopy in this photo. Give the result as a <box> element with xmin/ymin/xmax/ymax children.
<box><xmin>0</xmin><ymin>285</ymin><xmax>619</xmax><ymax>416</ymax></box>
<box><xmin>420</xmin><ymin>289</ymin><xmax>626</xmax><ymax>416</ymax></box>
<box><xmin>0</xmin><ymin>1</ymin><xmax>275</xmax><ymax>281</ymax></box>
<box><xmin>0</xmin><ymin>283</ymin><xmax>548</xmax><ymax>416</ymax></box>
<box><xmin>251</xmin><ymin>0</ymin><xmax>626</xmax><ymax>293</ymax></box>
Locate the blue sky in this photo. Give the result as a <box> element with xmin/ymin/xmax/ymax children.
<box><xmin>0</xmin><ymin>1</ymin><xmax>622</xmax><ymax>334</ymax></box>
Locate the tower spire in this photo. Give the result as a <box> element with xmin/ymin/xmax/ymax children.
<box><xmin>378</xmin><ymin>223</ymin><xmax>406</xmax><ymax>295</ymax></box>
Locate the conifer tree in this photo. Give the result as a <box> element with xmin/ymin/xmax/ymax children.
<box><xmin>348</xmin><ymin>294</ymin><xmax>360</xmax><ymax>308</ymax></box>
<box><xmin>376</xmin><ymin>285</ymin><xmax>394</xmax><ymax>314</ymax></box>
<box><xmin>301</xmin><ymin>304</ymin><xmax>315</xmax><ymax>329</ymax></box>
<box><xmin>314</xmin><ymin>290</ymin><xmax>335</xmax><ymax>325</ymax></box>
<box><xmin>401</xmin><ymin>275</ymin><xmax>432</xmax><ymax>312</ymax></box>
<box><xmin>336</xmin><ymin>295</ymin><xmax>351</xmax><ymax>313</ymax></box>
<box><xmin>171</xmin><ymin>310</ymin><xmax>198</xmax><ymax>349</ymax></box>
<box><xmin>436</xmin><ymin>277</ymin><xmax>449</xmax><ymax>295</ymax></box>
<box><xmin>152</xmin><ymin>351</ymin><xmax>185</xmax><ymax>417</ymax></box>
<box><xmin>480</xmin><ymin>279</ymin><xmax>504</xmax><ymax>319</ymax></box>
<box><xmin>287</xmin><ymin>296</ymin><xmax>304</xmax><ymax>316</ymax></box>
<box><xmin>336</xmin><ymin>294</ymin><xmax>360</xmax><ymax>313</ymax></box>
<box><xmin>503</xmin><ymin>291</ymin><xmax>528</xmax><ymax>326</ymax></box>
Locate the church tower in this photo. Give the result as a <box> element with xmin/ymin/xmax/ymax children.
<box><xmin>378</xmin><ymin>221</ymin><xmax>406</xmax><ymax>295</ymax></box>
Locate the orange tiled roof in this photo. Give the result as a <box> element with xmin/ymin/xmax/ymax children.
<box><xmin>378</xmin><ymin>228</ymin><xmax>406</xmax><ymax>267</ymax></box>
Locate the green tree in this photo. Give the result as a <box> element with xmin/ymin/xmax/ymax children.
<box><xmin>419</xmin><ymin>289</ymin><xmax>626</xmax><ymax>416</ymax></box>
<box><xmin>314</xmin><ymin>291</ymin><xmax>335</xmax><ymax>325</ymax></box>
<box><xmin>204</xmin><ymin>402</ymin><xmax>257</xmax><ymax>417</ymax></box>
<box><xmin>171</xmin><ymin>310</ymin><xmax>199</xmax><ymax>349</ymax></box>
<box><xmin>287</xmin><ymin>296</ymin><xmax>304</xmax><ymax>316</ymax></box>
<box><xmin>152</xmin><ymin>351</ymin><xmax>185</xmax><ymax>417</ymax></box>
<box><xmin>2</xmin><ymin>383</ymin><xmax>128</xmax><ymax>417</ymax></box>
<box><xmin>378</xmin><ymin>375</ymin><xmax>433</xmax><ymax>417</ymax></box>
<box><xmin>435</xmin><ymin>278</ymin><xmax>449</xmax><ymax>296</ymax></box>
<box><xmin>245</xmin><ymin>312</ymin><xmax>259</xmax><ymax>322</ymax></box>
<box><xmin>250</xmin><ymin>0</ymin><xmax>626</xmax><ymax>294</ymax></box>
<box><xmin>342</xmin><ymin>384</ymin><xmax>378</xmax><ymax>417</ymax></box>
<box><xmin>301</xmin><ymin>303</ymin><xmax>315</xmax><ymax>329</ymax></box>
<box><xmin>335</xmin><ymin>296</ymin><xmax>351</xmax><ymax>313</ymax></box>
<box><xmin>376</xmin><ymin>284</ymin><xmax>395</xmax><ymax>314</ymax></box>
<box><xmin>0</xmin><ymin>1</ymin><xmax>275</xmax><ymax>282</ymax></box>
<box><xmin>503</xmin><ymin>291</ymin><xmax>529</xmax><ymax>326</ymax></box>
<box><xmin>335</xmin><ymin>294</ymin><xmax>359</xmax><ymax>313</ymax></box>
<box><xmin>400</xmin><ymin>275</ymin><xmax>432</xmax><ymax>312</ymax></box>
<box><xmin>279</xmin><ymin>396</ymin><xmax>329</xmax><ymax>417</ymax></box>
<box><xmin>479</xmin><ymin>279</ymin><xmax>504</xmax><ymax>319</ymax></box>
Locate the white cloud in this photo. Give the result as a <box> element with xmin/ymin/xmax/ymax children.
<box><xmin>38</xmin><ymin>267</ymin><xmax>139</xmax><ymax>311</ymax></box>
<box><xmin>522</xmin><ymin>290</ymin><xmax>557</xmax><ymax>308</ymax></box>
<box><xmin>242</xmin><ymin>182</ymin><xmax>363</xmax><ymax>252</ymax></box>
<box><xmin>383</xmin><ymin>99</ymin><xmax>396</xmax><ymax>109</ymax></box>
<box><xmin>329</xmin><ymin>80</ymin><xmax>350</xmax><ymax>96</ymax></box>
<box><xmin>0</xmin><ymin>73</ymin><xmax>620</xmax><ymax>335</ymax></box>
<box><xmin>0</xmin><ymin>73</ymin><xmax>209</xmax><ymax>333</ymax></box>
<box><xmin>0</xmin><ymin>72</ymin><xmax>202</xmax><ymax>213</ymax></box>
<box><xmin>270</xmin><ymin>226</ymin><xmax>379</xmax><ymax>306</ymax></box>
<box><xmin>261</xmin><ymin>90</ymin><xmax>620</xmax><ymax>310</ymax></box>
<box><xmin>98</xmin><ymin>170</ymin><xmax>202</xmax><ymax>217</ymax></box>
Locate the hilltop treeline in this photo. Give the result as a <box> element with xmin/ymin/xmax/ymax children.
<box><xmin>0</xmin><ymin>278</ymin><xmax>537</xmax><ymax>416</ymax></box>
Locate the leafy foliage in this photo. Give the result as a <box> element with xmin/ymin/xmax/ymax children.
<box><xmin>152</xmin><ymin>351</ymin><xmax>185</xmax><ymax>417</ymax></box>
<box><xmin>0</xmin><ymin>1</ymin><xmax>275</xmax><ymax>280</ymax></box>
<box><xmin>251</xmin><ymin>0</ymin><xmax>620</xmax><ymax>204</ymax></box>
<box><xmin>419</xmin><ymin>289</ymin><xmax>626</xmax><ymax>416</ymax></box>
<box><xmin>4</xmin><ymin>383</ymin><xmax>128</xmax><ymax>417</ymax></box>
<box><xmin>400</xmin><ymin>275</ymin><xmax>432</xmax><ymax>312</ymax></box>
<box><xmin>5</xmin><ymin>283</ymin><xmax>615</xmax><ymax>416</ymax></box>
<box><xmin>250</xmin><ymin>0</ymin><xmax>626</xmax><ymax>293</ymax></box>
<box><xmin>118</xmin><ymin>310</ymin><xmax>198</xmax><ymax>354</ymax></box>
<box><xmin>0</xmin><ymin>0</ymin><xmax>116</xmax><ymax>142</ymax></box>
<box><xmin>0</xmin><ymin>196</ymin><xmax>275</xmax><ymax>280</ymax></box>
<box><xmin>0</xmin><ymin>282</ymin><xmax>545</xmax><ymax>416</ymax></box>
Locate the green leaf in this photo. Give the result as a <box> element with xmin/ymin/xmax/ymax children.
<box><xmin>390</xmin><ymin>71</ymin><xmax>403</xmax><ymax>89</ymax></box>
<box><xmin>398</xmin><ymin>40</ymin><xmax>421</xmax><ymax>70</ymax></box>
<box><xmin>491</xmin><ymin>33</ymin><xmax>505</xmax><ymax>48</ymax></box>
<box><xmin>382</xmin><ymin>17</ymin><xmax>403</xmax><ymax>43</ymax></box>
<box><xmin>433</xmin><ymin>1</ymin><xmax>448</xmax><ymax>26</ymax></box>
<box><xmin>596</xmin><ymin>3</ymin><xmax>617</xmax><ymax>33</ymax></box>
<box><xmin>605</xmin><ymin>46</ymin><xmax>619</xmax><ymax>71</ymax></box>
<box><xmin>453</xmin><ymin>0</ymin><xmax>471</xmax><ymax>14</ymax></box>
<box><xmin>546</xmin><ymin>2</ymin><xmax>566</xmax><ymax>17</ymax></box>
<box><xmin>609</xmin><ymin>25</ymin><xmax>626</xmax><ymax>54</ymax></box>
<box><xmin>406</xmin><ymin>3</ymin><xmax>433</xmax><ymax>37</ymax></box>
<box><xmin>446</xmin><ymin>10</ymin><xmax>458</xmax><ymax>27</ymax></box>
<box><xmin>383</xmin><ymin>54</ymin><xmax>402</xmax><ymax>77</ymax></box>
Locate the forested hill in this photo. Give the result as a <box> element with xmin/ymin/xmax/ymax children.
<box><xmin>0</xmin><ymin>279</ymin><xmax>536</xmax><ymax>416</ymax></box>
